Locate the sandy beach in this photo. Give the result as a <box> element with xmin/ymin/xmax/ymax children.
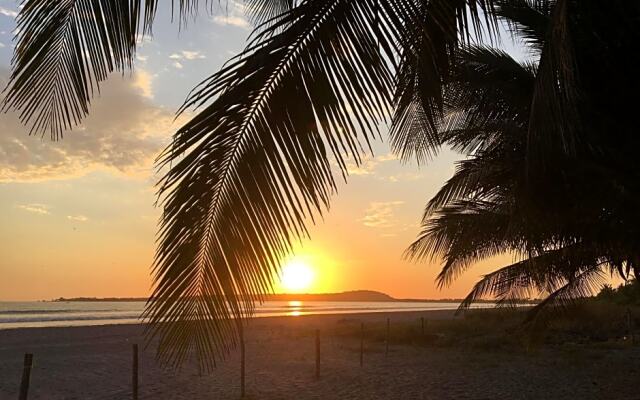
<box><xmin>1</xmin><ymin>309</ymin><xmax>638</xmax><ymax>400</ymax></box>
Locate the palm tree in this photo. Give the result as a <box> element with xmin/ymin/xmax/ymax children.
<box><xmin>3</xmin><ymin>0</ymin><xmax>638</xmax><ymax>369</ymax></box>
<box><xmin>406</xmin><ymin>0</ymin><xmax>640</xmax><ymax>320</ymax></box>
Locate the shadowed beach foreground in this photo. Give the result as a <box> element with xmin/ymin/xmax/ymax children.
<box><xmin>1</xmin><ymin>310</ymin><xmax>639</xmax><ymax>399</ymax></box>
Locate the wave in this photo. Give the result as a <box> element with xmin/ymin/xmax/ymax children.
<box><xmin>0</xmin><ymin>312</ymin><xmax>142</xmax><ymax>324</ymax></box>
<box><xmin>0</xmin><ymin>309</ymin><xmax>124</xmax><ymax>315</ymax></box>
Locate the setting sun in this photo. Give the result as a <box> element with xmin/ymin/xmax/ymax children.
<box><xmin>280</xmin><ymin>258</ymin><xmax>315</xmax><ymax>292</ymax></box>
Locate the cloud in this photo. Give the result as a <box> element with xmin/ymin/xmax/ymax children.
<box><xmin>172</xmin><ymin>61</ymin><xmax>184</xmax><ymax>69</ymax></box>
<box><xmin>169</xmin><ymin>50</ymin><xmax>206</xmax><ymax>61</ymax></box>
<box><xmin>346</xmin><ymin>155</ymin><xmax>379</xmax><ymax>176</ymax></box>
<box><xmin>0</xmin><ymin>7</ymin><xmax>18</xmax><ymax>18</ymax></box>
<box><xmin>130</xmin><ymin>69</ymin><xmax>154</xmax><ymax>99</ymax></box>
<box><xmin>211</xmin><ymin>1</ymin><xmax>250</xmax><ymax>29</ymax></box>
<box><xmin>67</xmin><ymin>215</ymin><xmax>88</xmax><ymax>222</ymax></box>
<box><xmin>361</xmin><ymin>201</ymin><xmax>405</xmax><ymax>229</ymax></box>
<box><xmin>212</xmin><ymin>15</ymin><xmax>250</xmax><ymax>28</ymax></box>
<box><xmin>383</xmin><ymin>172</ymin><xmax>424</xmax><ymax>182</ymax></box>
<box><xmin>0</xmin><ymin>69</ymin><xmax>180</xmax><ymax>183</ymax></box>
<box><xmin>17</xmin><ymin>203</ymin><xmax>50</xmax><ymax>215</ymax></box>
<box><xmin>343</xmin><ymin>152</ymin><xmax>399</xmax><ymax>176</ymax></box>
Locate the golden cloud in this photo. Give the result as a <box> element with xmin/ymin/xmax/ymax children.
<box><xmin>0</xmin><ymin>69</ymin><xmax>182</xmax><ymax>183</ymax></box>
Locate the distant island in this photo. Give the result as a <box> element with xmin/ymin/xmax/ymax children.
<box><xmin>51</xmin><ymin>290</ymin><xmax>538</xmax><ymax>304</ymax></box>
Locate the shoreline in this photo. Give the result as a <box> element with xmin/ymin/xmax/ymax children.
<box><xmin>0</xmin><ymin>304</ymin><xmax>481</xmax><ymax>331</ymax></box>
<box><xmin>0</xmin><ymin>308</ymin><xmax>461</xmax><ymax>335</ymax></box>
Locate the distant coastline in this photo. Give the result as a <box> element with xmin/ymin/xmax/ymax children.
<box><xmin>50</xmin><ymin>290</ymin><xmax>538</xmax><ymax>304</ymax></box>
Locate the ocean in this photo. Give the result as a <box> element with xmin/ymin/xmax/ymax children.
<box><xmin>0</xmin><ymin>300</ymin><xmax>493</xmax><ymax>329</ymax></box>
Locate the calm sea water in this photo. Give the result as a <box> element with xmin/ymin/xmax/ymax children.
<box><xmin>0</xmin><ymin>301</ymin><xmax>492</xmax><ymax>330</ymax></box>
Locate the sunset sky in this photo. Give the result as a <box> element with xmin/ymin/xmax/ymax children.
<box><xmin>0</xmin><ymin>1</ymin><xmax>524</xmax><ymax>301</ymax></box>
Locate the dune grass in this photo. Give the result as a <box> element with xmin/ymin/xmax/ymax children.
<box><xmin>329</xmin><ymin>302</ymin><xmax>640</xmax><ymax>353</ymax></box>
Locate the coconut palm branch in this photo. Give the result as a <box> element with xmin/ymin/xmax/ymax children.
<box><xmin>1</xmin><ymin>0</ymin><xmax>145</xmax><ymax>139</ymax></box>
<box><xmin>389</xmin><ymin>0</ymin><xmax>494</xmax><ymax>163</ymax></box>
<box><xmin>146</xmin><ymin>0</ymin><xmax>501</xmax><ymax>370</ymax></box>
<box><xmin>245</xmin><ymin>0</ymin><xmax>299</xmax><ymax>24</ymax></box>
<box><xmin>458</xmin><ymin>245</ymin><xmax>608</xmax><ymax>313</ymax></box>
<box><xmin>148</xmin><ymin>0</ymin><xmax>402</xmax><ymax>370</ymax></box>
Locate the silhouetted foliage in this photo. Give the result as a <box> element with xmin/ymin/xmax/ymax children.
<box><xmin>406</xmin><ymin>0</ymin><xmax>640</xmax><ymax>319</ymax></box>
<box><xmin>597</xmin><ymin>280</ymin><xmax>640</xmax><ymax>306</ymax></box>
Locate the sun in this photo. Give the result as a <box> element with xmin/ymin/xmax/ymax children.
<box><xmin>280</xmin><ymin>258</ymin><xmax>315</xmax><ymax>293</ymax></box>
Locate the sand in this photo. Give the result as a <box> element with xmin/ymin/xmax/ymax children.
<box><xmin>0</xmin><ymin>310</ymin><xmax>638</xmax><ymax>399</ymax></box>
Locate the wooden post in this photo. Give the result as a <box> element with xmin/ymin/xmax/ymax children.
<box><xmin>315</xmin><ymin>329</ymin><xmax>320</xmax><ymax>380</ymax></box>
<box><xmin>19</xmin><ymin>353</ymin><xmax>33</xmax><ymax>400</ymax></box>
<box><xmin>240</xmin><ymin>324</ymin><xmax>246</xmax><ymax>398</ymax></box>
<box><xmin>385</xmin><ymin>318</ymin><xmax>390</xmax><ymax>357</ymax></box>
<box><xmin>132</xmin><ymin>344</ymin><xmax>139</xmax><ymax>400</ymax></box>
<box><xmin>359</xmin><ymin>322</ymin><xmax>364</xmax><ymax>367</ymax></box>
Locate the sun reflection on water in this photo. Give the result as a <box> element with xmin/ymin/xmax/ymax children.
<box><xmin>288</xmin><ymin>300</ymin><xmax>302</xmax><ymax>316</ymax></box>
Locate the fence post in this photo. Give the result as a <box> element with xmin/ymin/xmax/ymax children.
<box><xmin>19</xmin><ymin>353</ymin><xmax>33</xmax><ymax>400</ymax></box>
<box><xmin>385</xmin><ymin>318</ymin><xmax>390</xmax><ymax>357</ymax></box>
<box><xmin>360</xmin><ymin>322</ymin><xmax>364</xmax><ymax>367</ymax></box>
<box><xmin>315</xmin><ymin>329</ymin><xmax>320</xmax><ymax>380</ymax></box>
<box><xmin>132</xmin><ymin>344</ymin><xmax>139</xmax><ymax>400</ymax></box>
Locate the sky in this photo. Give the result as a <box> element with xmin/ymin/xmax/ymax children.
<box><xmin>0</xmin><ymin>1</ymin><xmax>522</xmax><ymax>301</ymax></box>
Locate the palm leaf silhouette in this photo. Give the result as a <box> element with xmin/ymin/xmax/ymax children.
<box><xmin>1</xmin><ymin>0</ymin><xmax>144</xmax><ymax>139</ymax></box>
<box><xmin>147</xmin><ymin>0</ymin><xmax>400</xmax><ymax>370</ymax></box>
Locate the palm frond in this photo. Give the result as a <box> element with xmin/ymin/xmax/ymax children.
<box><xmin>244</xmin><ymin>0</ymin><xmax>298</xmax><ymax>25</ymax></box>
<box><xmin>458</xmin><ymin>254</ymin><xmax>544</xmax><ymax>310</ymax></box>
<box><xmin>146</xmin><ymin>0</ymin><xmax>402</xmax><ymax>371</ymax></box>
<box><xmin>526</xmin><ymin>0</ymin><xmax>581</xmax><ymax>157</ymax></box>
<box><xmin>457</xmin><ymin>243</ymin><xmax>608</xmax><ymax>317</ymax></box>
<box><xmin>389</xmin><ymin>0</ymin><xmax>498</xmax><ymax>163</ymax></box>
<box><xmin>525</xmin><ymin>264</ymin><xmax>606</xmax><ymax>322</ymax></box>
<box><xmin>423</xmin><ymin>152</ymin><xmax>512</xmax><ymax>216</ymax></box>
<box><xmin>494</xmin><ymin>0</ymin><xmax>550</xmax><ymax>53</ymax></box>
<box><xmin>407</xmin><ymin>199</ymin><xmax>524</xmax><ymax>286</ymax></box>
<box><xmin>1</xmin><ymin>0</ymin><xmax>146</xmax><ymax>139</ymax></box>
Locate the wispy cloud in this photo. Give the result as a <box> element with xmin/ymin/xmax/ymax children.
<box><xmin>67</xmin><ymin>215</ymin><xmax>88</xmax><ymax>222</ymax></box>
<box><xmin>172</xmin><ymin>61</ymin><xmax>184</xmax><ymax>69</ymax></box>
<box><xmin>169</xmin><ymin>50</ymin><xmax>206</xmax><ymax>61</ymax></box>
<box><xmin>17</xmin><ymin>203</ymin><xmax>50</xmax><ymax>215</ymax></box>
<box><xmin>361</xmin><ymin>201</ymin><xmax>404</xmax><ymax>229</ymax></box>
<box><xmin>383</xmin><ymin>172</ymin><xmax>424</xmax><ymax>182</ymax></box>
<box><xmin>213</xmin><ymin>15</ymin><xmax>250</xmax><ymax>28</ymax></box>
<box><xmin>211</xmin><ymin>1</ymin><xmax>250</xmax><ymax>29</ymax></box>
<box><xmin>343</xmin><ymin>152</ymin><xmax>400</xmax><ymax>176</ymax></box>
<box><xmin>0</xmin><ymin>7</ymin><xmax>18</xmax><ymax>18</ymax></box>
